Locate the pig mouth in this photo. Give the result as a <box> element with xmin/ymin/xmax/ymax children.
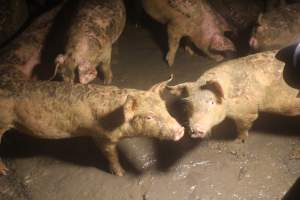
<box><xmin>189</xmin><ymin>127</ymin><xmax>208</xmax><ymax>139</ymax></box>
<box><xmin>190</xmin><ymin>131</ymin><xmax>206</xmax><ymax>138</ymax></box>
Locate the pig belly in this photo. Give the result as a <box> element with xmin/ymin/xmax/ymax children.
<box><xmin>14</xmin><ymin>101</ymin><xmax>83</xmax><ymax>139</ymax></box>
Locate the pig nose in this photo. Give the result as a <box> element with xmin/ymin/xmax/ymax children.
<box><xmin>249</xmin><ymin>37</ymin><xmax>258</xmax><ymax>49</ymax></box>
<box><xmin>190</xmin><ymin>125</ymin><xmax>207</xmax><ymax>138</ymax></box>
<box><xmin>173</xmin><ymin>126</ymin><xmax>185</xmax><ymax>141</ymax></box>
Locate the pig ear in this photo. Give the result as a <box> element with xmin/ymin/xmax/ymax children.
<box><xmin>123</xmin><ymin>95</ymin><xmax>138</xmax><ymax>121</ymax></box>
<box><xmin>149</xmin><ymin>74</ymin><xmax>174</xmax><ymax>95</ymax></box>
<box><xmin>200</xmin><ymin>80</ymin><xmax>224</xmax><ymax>103</ymax></box>
<box><xmin>166</xmin><ymin>82</ymin><xmax>194</xmax><ymax>97</ymax></box>
<box><xmin>257</xmin><ymin>13</ymin><xmax>263</xmax><ymax>25</ymax></box>
<box><xmin>49</xmin><ymin>54</ymin><xmax>65</xmax><ymax>80</ymax></box>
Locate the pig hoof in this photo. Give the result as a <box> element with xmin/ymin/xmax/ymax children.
<box><xmin>235</xmin><ymin>137</ymin><xmax>246</xmax><ymax>144</ymax></box>
<box><xmin>166</xmin><ymin>53</ymin><xmax>174</xmax><ymax>67</ymax></box>
<box><xmin>104</xmin><ymin>78</ymin><xmax>112</xmax><ymax>85</ymax></box>
<box><xmin>185</xmin><ymin>46</ymin><xmax>194</xmax><ymax>56</ymax></box>
<box><xmin>0</xmin><ymin>163</ymin><xmax>9</xmax><ymax>176</ymax></box>
<box><xmin>110</xmin><ymin>166</ymin><xmax>125</xmax><ymax>176</ymax></box>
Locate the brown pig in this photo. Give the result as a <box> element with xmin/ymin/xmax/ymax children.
<box><xmin>0</xmin><ymin>0</ymin><xmax>28</xmax><ymax>46</ymax></box>
<box><xmin>0</xmin><ymin>73</ymin><xmax>184</xmax><ymax>176</ymax></box>
<box><xmin>54</xmin><ymin>0</ymin><xmax>126</xmax><ymax>85</ymax></box>
<box><xmin>167</xmin><ymin>50</ymin><xmax>300</xmax><ymax>142</ymax></box>
<box><xmin>209</xmin><ymin>0</ymin><xmax>264</xmax><ymax>34</ymax></box>
<box><xmin>142</xmin><ymin>0</ymin><xmax>236</xmax><ymax>66</ymax></box>
<box><xmin>0</xmin><ymin>2</ymin><xmax>64</xmax><ymax>80</ymax></box>
<box><xmin>249</xmin><ymin>3</ymin><xmax>300</xmax><ymax>51</ymax></box>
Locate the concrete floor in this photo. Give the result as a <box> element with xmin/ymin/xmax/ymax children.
<box><xmin>1</xmin><ymin>18</ymin><xmax>300</xmax><ymax>200</ymax></box>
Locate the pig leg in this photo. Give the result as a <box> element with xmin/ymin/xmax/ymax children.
<box><xmin>61</xmin><ymin>67</ymin><xmax>75</xmax><ymax>84</ymax></box>
<box><xmin>234</xmin><ymin>114</ymin><xmax>258</xmax><ymax>143</ymax></box>
<box><xmin>101</xmin><ymin>47</ymin><xmax>113</xmax><ymax>85</ymax></box>
<box><xmin>0</xmin><ymin>128</ymin><xmax>9</xmax><ymax>175</ymax></box>
<box><xmin>94</xmin><ymin>138</ymin><xmax>124</xmax><ymax>176</ymax></box>
<box><xmin>166</xmin><ymin>24</ymin><xmax>183</xmax><ymax>66</ymax></box>
<box><xmin>184</xmin><ymin>46</ymin><xmax>195</xmax><ymax>56</ymax></box>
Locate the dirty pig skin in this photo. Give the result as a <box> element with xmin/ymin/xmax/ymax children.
<box><xmin>0</xmin><ymin>2</ymin><xmax>64</xmax><ymax>80</ymax></box>
<box><xmin>55</xmin><ymin>0</ymin><xmax>126</xmax><ymax>85</ymax></box>
<box><xmin>0</xmin><ymin>72</ymin><xmax>184</xmax><ymax>176</ymax></box>
<box><xmin>168</xmin><ymin>50</ymin><xmax>300</xmax><ymax>142</ymax></box>
<box><xmin>249</xmin><ymin>3</ymin><xmax>300</xmax><ymax>51</ymax></box>
<box><xmin>142</xmin><ymin>0</ymin><xmax>236</xmax><ymax>66</ymax></box>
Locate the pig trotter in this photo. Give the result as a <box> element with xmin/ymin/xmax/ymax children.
<box><xmin>0</xmin><ymin>160</ymin><xmax>9</xmax><ymax>176</ymax></box>
<box><xmin>95</xmin><ymin>139</ymin><xmax>125</xmax><ymax>176</ymax></box>
<box><xmin>185</xmin><ymin>46</ymin><xmax>195</xmax><ymax>56</ymax></box>
<box><xmin>102</xmin><ymin>48</ymin><xmax>113</xmax><ymax>85</ymax></box>
<box><xmin>234</xmin><ymin>114</ymin><xmax>258</xmax><ymax>143</ymax></box>
<box><xmin>61</xmin><ymin>67</ymin><xmax>75</xmax><ymax>84</ymax></box>
<box><xmin>166</xmin><ymin>25</ymin><xmax>182</xmax><ymax>67</ymax></box>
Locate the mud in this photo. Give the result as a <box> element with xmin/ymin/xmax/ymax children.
<box><xmin>0</xmin><ymin>20</ymin><xmax>299</xmax><ymax>200</ymax></box>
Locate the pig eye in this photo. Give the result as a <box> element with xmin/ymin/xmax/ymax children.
<box><xmin>145</xmin><ymin>115</ymin><xmax>154</xmax><ymax>120</ymax></box>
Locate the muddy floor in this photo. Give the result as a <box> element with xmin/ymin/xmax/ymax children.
<box><xmin>1</xmin><ymin>18</ymin><xmax>300</xmax><ymax>200</ymax></box>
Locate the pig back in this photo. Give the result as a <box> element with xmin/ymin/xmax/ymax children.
<box><xmin>71</xmin><ymin>0</ymin><xmax>126</xmax><ymax>44</ymax></box>
<box><xmin>0</xmin><ymin>4</ymin><xmax>63</xmax><ymax>67</ymax></box>
<box><xmin>209</xmin><ymin>0</ymin><xmax>263</xmax><ymax>31</ymax></box>
<box><xmin>254</xmin><ymin>4</ymin><xmax>300</xmax><ymax>50</ymax></box>
<box><xmin>198</xmin><ymin>51</ymin><xmax>283</xmax><ymax>101</ymax></box>
<box><xmin>0</xmin><ymin>0</ymin><xmax>28</xmax><ymax>46</ymax></box>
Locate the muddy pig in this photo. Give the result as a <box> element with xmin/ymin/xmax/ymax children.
<box><xmin>0</xmin><ymin>0</ymin><xmax>28</xmax><ymax>46</ymax></box>
<box><xmin>0</xmin><ymin>2</ymin><xmax>65</xmax><ymax>80</ymax></box>
<box><xmin>167</xmin><ymin>50</ymin><xmax>300</xmax><ymax>142</ymax></box>
<box><xmin>249</xmin><ymin>3</ymin><xmax>300</xmax><ymax>51</ymax></box>
<box><xmin>142</xmin><ymin>0</ymin><xmax>236</xmax><ymax>66</ymax></box>
<box><xmin>54</xmin><ymin>0</ymin><xmax>126</xmax><ymax>84</ymax></box>
<box><xmin>209</xmin><ymin>0</ymin><xmax>263</xmax><ymax>34</ymax></box>
<box><xmin>0</xmin><ymin>73</ymin><xmax>184</xmax><ymax>176</ymax></box>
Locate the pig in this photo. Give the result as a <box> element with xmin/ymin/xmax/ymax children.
<box><xmin>0</xmin><ymin>0</ymin><xmax>28</xmax><ymax>46</ymax></box>
<box><xmin>209</xmin><ymin>0</ymin><xmax>264</xmax><ymax>34</ymax></box>
<box><xmin>0</xmin><ymin>2</ymin><xmax>64</xmax><ymax>80</ymax></box>
<box><xmin>0</xmin><ymin>72</ymin><xmax>184</xmax><ymax>176</ymax></box>
<box><xmin>167</xmin><ymin>50</ymin><xmax>300</xmax><ymax>142</ymax></box>
<box><xmin>249</xmin><ymin>3</ymin><xmax>300</xmax><ymax>51</ymax></box>
<box><xmin>142</xmin><ymin>0</ymin><xmax>236</xmax><ymax>66</ymax></box>
<box><xmin>54</xmin><ymin>0</ymin><xmax>126</xmax><ymax>85</ymax></box>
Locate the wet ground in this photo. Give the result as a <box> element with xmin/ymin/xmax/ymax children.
<box><xmin>1</xmin><ymin>16</ymin><xmax>300</xmax><ymax>200</ymax></box>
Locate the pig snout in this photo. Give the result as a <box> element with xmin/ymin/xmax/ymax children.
<box><xmin>190</xmin><ymin>124</ymin><xmax>209</xmax><ymax>138</ymax></box>
<box><xmin>78</xmin><ymin>66</ymin><xmax>98</xmax><ymax>84</ymax></box>
<box><xmin>172</xmin><ymin>125</ymin><xmax>185</xmax><ymax>141</ymax></box>
<box><xmin>249</xmin><ymin>37</ymin><xmax>258</xmax><ymax>49</ymax></box>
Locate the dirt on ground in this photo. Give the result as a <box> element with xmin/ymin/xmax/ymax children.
<box><xmin>0</xmin><ymin>16</ymin><xmax>300</xmax><ymax>200</ymax></box>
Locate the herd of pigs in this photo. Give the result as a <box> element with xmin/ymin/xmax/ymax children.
<box><xmin>0</xmin><ymin>0</ymin><xmax>300</xmax><ymax>177</ymax></box>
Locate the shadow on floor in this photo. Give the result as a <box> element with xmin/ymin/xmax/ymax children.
<box><xmin>1</xmin><ymin>130</ymin><xmax>141</xmax><ymax>176</ymax></box>
<box><xmin>282</xmin><ymin>176</ymin><xmax>300</xmax><ymax>200</ymax></box>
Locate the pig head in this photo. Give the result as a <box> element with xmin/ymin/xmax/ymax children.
<box><xmin>123</xmin><ymin>75</ymin><xmax>185</xmax><ymax>141</ymax></box>
<box><xmin>167</xmin><ymin>80</ymin><xmax>226</xmax><ymax>138</ymax></box>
